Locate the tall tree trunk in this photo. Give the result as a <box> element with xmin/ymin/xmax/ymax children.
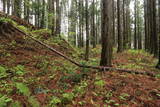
<box><xmin>7</xmin><ymin>0</ymin><xmax>10</xmax><ymax>14</ymax></box>
<box><xmin>41</xmin><ymin>0</ymin><xmax>45</xmax><ymax>28</ymax></box>
<box><xmin>152</xmin><ymin>0</ymin><xmax>158</xmax><ymax>56</ymax></box>
<box><xmin>51</xmin><ymin>0</ymin><xmax>55</xmax><ymax>36</ymax></box>
<box><xmin>134</xmin><ymin>0</ymin><xmax>137</xmax><ymax>49</ymax></box>
<box><xmin>55</xmin><ymin>0</ymin><xmax>61</xmax><ymax>36</ymax></box>
<box><xmin>112</xmin><ymin>0</ymin><xmax>115</xmax><ymax>46</ymax></box>
<box><xmin>100</xmin><ymin>0</ymin><xmax>113</xmax><ymax>66</ymax></box>
<box><xmin>85</xmin><ymin>0</ymin><xmax>89</xmax><ymax>61</ymax></box>
<box><xmin>156</xmin><ymin>0</ymin><xmax>160</xmax><ymax>68</ymax></box>
<box><xmin>123</xmin><ymin>0</ymin><xmax>127</xmax><ymax>49</ymax></box>
<box><xmin>2</xmin><ymin>0</ymin><xmax>6</xmax><ymax>13</ymax></box>
<box><xmin>117</xmin><ymin>0</ymin><xmax>123</xmax><ymax>52</ymax></box>
<box><xmin>13</xmin><ymin>0</ymin><xmax>21</xmax><ymax>18</ymax></box>
<box><xmin>92</xmin><ymin>0</ymin><xmax>96</xmax><ymax>48</ymax></box>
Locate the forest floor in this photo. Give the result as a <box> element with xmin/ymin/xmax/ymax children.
<box><xmin>0</xmin><ymin>16</ymin><xmax>160</xmax><ymax>107</ymax></box>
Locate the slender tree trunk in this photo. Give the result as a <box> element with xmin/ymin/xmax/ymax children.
<box><xmin>134</xmin><ymin>0</ymin><xmax>137</xmax><ymax>49</ymax></box>
<box><xmin>112</xmin><ymin>0</ymin><xmax>115</xmax><ymax>46</ymax></box>
<box><xmin>85</xmin><ymin>0</ymin><xmax>89</xmax><ymax>61</ymax></box>
<box><xmin>55</xmin><ymin>0</ymin><xmax>61</xmax><ymax>36</ymax></box>
<box><xmin>123</xmin><ymin>0</ymin><xmax>127</xmax><ymax>49</ymax></box>
<box><xmin>2</xmin><ymin>0</ymin><xmax>6</xmax><ymax>13</ymax></box>
<box><xmin>117</xmin><ymin>0</ymin><xmax>123</xmax><ymax>52</ymax></box>
<box><xmin>156</xmin><ymin>0</ymin><xmax>160</xmax><ymax>68</ymax></box>
<box><xmin>92</xmin><ymin>0</ymin><xmax>96</xmax><ymax>48</ymax></box>
<box><xmin>51</xmin><ymin>0</ymin><xmax>55</xmax><ymax>36</ymax></box>
<box><xmin>41</xmin><ymin>0</ymin><xmax>45</xmax><ymax>28</ymax></box>
<box><xmin>7</xmin><ymin>0</ymin><xmax>10</xmax><ymax>14</ymax></box>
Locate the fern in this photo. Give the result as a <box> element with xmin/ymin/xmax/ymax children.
<box><xmin>15</xmin><ymin>82</ymin><xmax>31</xmax><ymax>96</ymax></box>
<box><xmin>10</xmin><ymin>101</ymin><xmax>21</xmax><ymax>107</ymax></box>
<box><xmin>0</xmin><ymin>94</ymin><xmax>12</xmax><ymax>107</ymax></box>
<box><xmin>28</xmin><ymin>96</ymin><xmax>40</xmax><ymax>107</ymax></box>
<box><xmin>0</xmin><ymin>66</ymin><xmax>9</xmax><ymax>79</ymax></box>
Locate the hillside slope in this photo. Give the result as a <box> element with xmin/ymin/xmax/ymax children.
<box><xmin>0</xmin><ymin>16</ymin><xmax>160</xmax><ymax>107</ymax></box>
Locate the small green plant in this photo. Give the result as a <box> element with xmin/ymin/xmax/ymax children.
<box><xmin>13</xmin><ymin>65</ymin><xmax>26</xmax><ymax>76</ymax></box>
<box><xmin>49</xmin><ymin>96</ymin><xmax>61</xmax><ymax>107</ymax></box>
<box><xmin>94</xmin><ymin>80</ymin><xmax>105</xmax><ymax>87</ymax></box>
<box><xmin>156</xmin><ymin>74</ymin><xmax>160</xmax><ymax>79</ymax></box>
<box><xmin>73</xmin><ymin>81</ymin><xmax>88</xmax><ymax>96</ymax></box>
<box><xmin>28</xmin><ymin>96</ymin><xmax>40</xmax><ymax>107</ymax></box>
<box><xmin>119</xmin><ymin>93</ymin><xmax>130</xmax><ymax>101</ymax></box>
<box><xmin>0</xmin><ymin>17</ymin><xmax>16</xmax><ymax>25</ymax></box>
<box><xmin>0</xmin><ymin>65</ymin><xmax>9</xmax><ymax>79</ymax></box>
<box><xmin>17</xmin><ymin>25</ymin><xmax>29</xmax><ymax>33</ymax></box>
<box><xmin>0</xmin><ymin>94</ymin><xmax>12</xmax><ymax>107</ymax></box>
<box><xmin>10</xmin><ymin>101</ymin><xmax>21</xmax><ymax>107</ymax></box>
<box><xmin>15</xmin><ymin>82</ymin><xmax>31</xmax><ymax>96</ymax></box>
<box><xmin>62</xmin><ymin>92</ymin><xmax>74</xmax><ymax>104</ymax></box>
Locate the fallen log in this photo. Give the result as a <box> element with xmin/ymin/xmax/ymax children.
<box><xmin>10</xmin><ymin>23</ymin><xmax>156</xmax><ymax>77</ymax></box>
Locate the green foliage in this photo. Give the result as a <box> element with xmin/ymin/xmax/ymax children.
<box><xmin>0</xmin><ymin>66</ymin><xmax>9</xmax><ymax>79</ymax></box>
<box><xmin>120</xmin><ymin>63</ymin><xmax>143</xmax><ymax>69</ymax></box>
<box><xmin>15</xmin><ymin>82</ymin><xmax>31</xmax><ymax>96</ymax></box>
<box><xmin>119</xmin><ymin>93</ymin><xmax>130</xmax><ymax>101</ymax></box>
<box><xmin>0</xmin><ymin>94</ymin><xmax>12</xmax><ymax>107</ymax></box>
<box><xmin>13</xmin><ymin>65</ymin><xmax>26</xmax><ymax>76</ymax></box>
<box><xmin>28</xmin><ymin>96</ymin><xmax>40</xmax><ymax>107</ymax></box>
<box><xmin>10</xmin><ymin>101</ymin><xmax>21</xmax><ymax>107</ymax></box>
<box><xmin>62</xmin><ymin>92</ymin><xmax>74</xmax><ymax>104</ymax></box>
<box><xmin>156</xmin><ymin>74</ymin><xmax>160</xmax><ymax>79</ymax></box>
<box><xmin>73</xmin><ymin>81</ymin><xmax>88</xmax><ymax>96</ymax></box>
<box><xmin>49</xmin><ymin>96</ymin><xmax>61</xmax><ymax>107</ymax></box>
<box><xmin>32</xmin><ymin>29</ymin><xmax>51</xmax><ymax>34</ymax></box>
<box><xmin>0</xmin><ymin>17</ymin><xmax>17</xmax><ymax>25</ymax></box>
<box><xmin>127</xmin><ymin>49</ymin><xmax>149</xmax><ymax>56</ymax></box>
<box><xmin>94</xmin><ymin>80</ymin><xmax>105</xmax><ymax>87</ymax></box>
<box><xmin>17</xmin><ymin>25</ymin><xmax>29</xmax><ymax>33</ymax></box>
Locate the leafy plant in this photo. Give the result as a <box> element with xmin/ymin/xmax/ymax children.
<box><xmin>73</xmin><ymin>81</ymin><xmax>88</xmax><ymax>96</ymax></box>
<box><xmin>0</xmin><ymin>66</ymin><xmax>9</xmax><ymax>79</ymax></box>
<box><xmin>28</xmin><ymin>96</ymin><xmax>40</xmax><ymax>107</ymax></box>
<box><xmin>156</xmin><ymin>74</ymin><xmax>160</xmax><ymax>79</ymax></box>
<box><xmin>119</xmin><ymin>93</ymin><xmax>130</xmax><ymax>100</ymax></box>
<box><xmin>0</xmin><ymin>94</ymin><xmax>12</xmax><ymax>107</ymax></box>
<box><xmin>15</xmin><ymin>82</ymin><xmax>31</xmax><ymax>96</ymax></box>
<box><xmin>13</xmin><ymin>65</ymin><xmax>26</xmax><ymax>76</ymax></box>
<box><xmin>10</xmin><ymin>101</ymin><xmax>21</xmax><ymax>107</ymax></box>
<box><xmin>49</xmin><ymin>96</ymin><xmax>61</xmax><ymax>107</ymax></box>
<box><xmin>94</xmin><ymin>80</ymin><xmax>105</xmax><ymax>87</ymax></box>
<box><xmin>62</xmin><ymin>92</ymin><xmax>74</xmax><ymax>104</ymax></box>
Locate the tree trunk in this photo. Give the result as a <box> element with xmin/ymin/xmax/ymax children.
<box><xmin>85</xmin><ymin>0</ymin><xmax>89</xmax><ymax>61</ymax></box>
<box><xmin>117</xmin><ymin>0</ymin><xmax>123</xmax><ymax>52</ymax></box>
<box><xmin>55</xmin><ymin>0</ymin><xmax>61</xmax><ymax>36</ymax></box>
<box><xmin>100</xmin><ymin>0</ymin><xmax>113</xmax><ymax>66</ymax></box>
<box><xmin>134</xmin><ymin>0</ymin><xmax>137</xmax><ymax>49</ymax></box>
<box><xmin>2</xmin><ymin>0</ymin><xmax>6</xmax><ymax>13</ymax></box>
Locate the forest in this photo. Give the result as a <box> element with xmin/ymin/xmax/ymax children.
<box><xmin>0</xmin><ymin>0</ymin><xmax>160</xmax><ymax>106</ymax></box>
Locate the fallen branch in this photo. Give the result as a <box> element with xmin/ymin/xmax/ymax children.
<box><xmin>10</xmin><ymin>23</ymin><xmax>156</xmax><ymax>77</ymax></box>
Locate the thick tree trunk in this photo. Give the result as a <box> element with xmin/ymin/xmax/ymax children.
<box><xmin>100</xmin><ymin>0</ymin><xmax>113</xmax><ymax>66</ymax></box>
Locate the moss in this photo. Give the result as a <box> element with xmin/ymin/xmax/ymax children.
<box><xmin>32</xmin><ymin>29</ymin><xmax>51</xmax><ymax>34</ymax></box>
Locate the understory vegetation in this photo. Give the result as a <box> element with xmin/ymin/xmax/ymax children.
<box><xmin>0</xmin><ymin>18</ymin><xmax>160</xmax><ymax>107</ymax></box>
